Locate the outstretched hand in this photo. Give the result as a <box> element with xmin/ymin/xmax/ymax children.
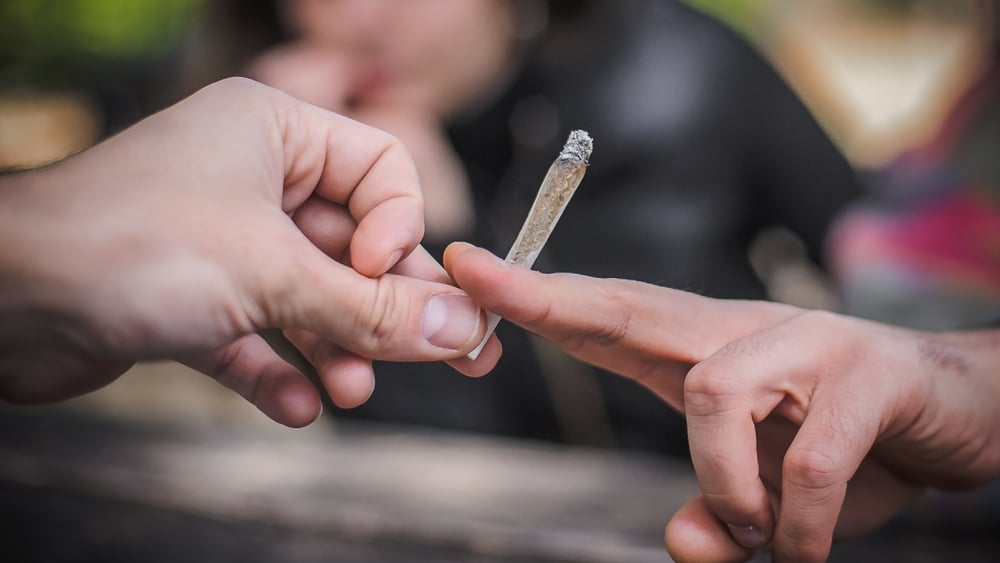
<box><xmin>0</xmin><ymin>78</ymin><xmax>499</xmax><ymax>426</ymax></box>
<box><xmin>444</xmin><ymin>242</ymin><xmax>1000</xmax><ymax>562</ymax></box>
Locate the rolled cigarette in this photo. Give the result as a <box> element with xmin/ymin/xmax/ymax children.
<box><xmin>467</xmin><ymin>129</ymin><xmax>593</xmax><ymax>360</ymax></box>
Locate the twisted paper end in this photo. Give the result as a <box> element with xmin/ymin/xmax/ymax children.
<box><xmin>558</xmin><ymin>129</ymin><xmax>593</xmax><ymax>164</ymax></box>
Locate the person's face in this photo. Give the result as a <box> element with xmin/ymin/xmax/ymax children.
<box><xmin>283</xmin><ymin>0</ymin><xmax>515</xmax><ymax>117</ymax></box>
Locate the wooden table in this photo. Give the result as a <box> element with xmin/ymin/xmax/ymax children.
<box><xmin>1</xmin><ymin>405</ymin><xmax>998</xmax><ymax>562</ymax></box>
<box><xmin>0</xmin><ymin>405</ymin><xmax>696</xmax><ymax>562</ymax></box>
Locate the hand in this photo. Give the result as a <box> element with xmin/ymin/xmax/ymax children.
<box><xmin>0</xmin><ymin>78</ymin><xmax>499</xmax><ymax>427</ymax></box>
<box><xmin>444</xmin><ymin>242</ymin><xmax>1000</xmax><ymax>562</ymax></box>
<box><xmin>249</xmin><ymin>43</ymin><xmax>475</xmax><ymax>241</ymax></box>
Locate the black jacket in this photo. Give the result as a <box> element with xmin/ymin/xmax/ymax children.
<box><xmin>338</xmin><ymin>0</ymin><xmax>864</xmax><ymax>456</ymax></box>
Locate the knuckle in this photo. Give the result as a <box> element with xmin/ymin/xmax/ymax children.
<box><xmin>590</xmin><ymin>307</ymin><xmax>634</xmax><ymax>347</ymax></box>
<box><xmin>699</xmin><ymin>487</ymin><xmax>759</xmax><ymax>518</ymax></box>
<box><xmin>378</xmin><ymin>136</ymin><xmax>423</xmax><ymax>194</ymax></box>
<box><xmin>777</xmin><ymin>528</ymin><xmax>832</xmax><ymax>563</ymax></box>
<box><xmin>352</xmin><ymin>277</ymin><xmax>406</xmax><ymax>354</ymax></box>
<box><xmin>683</xmin><ymin>362</ymin><xmax>741</xmax><ymax>413</ymax></box>
<box><xmin>548</xmin><ymin>281</ymin><xmax>638</xmax><ymax>353</ymax></box>
<box><xmin>205</xmin><ymin>341</ymin><xmax>258</xmax><ymax>402</ymax></box>
<box><xmin>783</xmin><ymin>445</ymin><xmax>842</xmax><ymax>492</ymax></box>
<box><xmin>525</xmin><ymin>299</ymin><xmax>554</xmax><ymax>328</ymax></box>
<box><xmin>210</xmin><ymin>341</ymin><xmax>243</xmax><ymax>382</ymax></box>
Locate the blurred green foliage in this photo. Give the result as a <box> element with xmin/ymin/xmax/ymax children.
<box><xmin>847</xmin><ymin>0</ymin><xmax>980</xmax><ymax>18</ymax></box>
<box><xmin>0</xmin><ymin>0</ymin><xmax>203</xmax><ymax>87</ymax></box>
<box><xmin>683</xmin><ymin>0</ymin><xmax>979</xmax><ymax>32</ymax></box>
<box><xmin>681</xmin><ymin>0</ymin><xmax>763</xmax><ymax>37</ymax></box>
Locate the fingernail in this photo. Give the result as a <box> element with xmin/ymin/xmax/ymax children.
<box><xmin>423</xmin><ymin>294</ymin><xmax>481</xmax><ymax>350</ymax></box>
<box><xmin>449</xmin><ymin>241</ymin><xmax>475</xmax><ymax>253</ymax></box>
<box><xmin>455</xmin><ymin>242</ymin><xmax>505</xmax><ymax>266</ymax></box>
<box><xmin>727</xmin><ymin>524</ymin><xmax>766</xmax><ymax>549</ymax></box>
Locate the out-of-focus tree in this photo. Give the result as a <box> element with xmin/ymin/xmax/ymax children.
<box><xmin>681</xmin><ymin>0</ymin><xmax>766</xmax><ymax>37</ymax></box>
<box><xmin>0</xmin><ymin>0</ymin><xmax>202</xmax><ymax>88</ymax></box>
<box><xmin>0</xmin><ymin>0</ymin><xmax>205</xmax><ymax>168</ymax></box>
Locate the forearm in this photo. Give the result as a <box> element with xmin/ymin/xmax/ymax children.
<box><xmin>0</xmin><ymin>168</ymin><xmax>45</xmax><ymax>311</ymax></box>
<box><xmin>0</xmin><ymin>163</ymin><xmax>76</xmax><ymax>304</ymax></box>
<box><xmin>0</xmin><ymin>167</ymin><xmax>82</xmax><ymax>398</ymax></box>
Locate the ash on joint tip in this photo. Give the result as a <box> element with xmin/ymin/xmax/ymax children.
<box><xmin>558</xmin><ymin>130</ymin><xmax>593</xmax><ymax>164</ymax></box>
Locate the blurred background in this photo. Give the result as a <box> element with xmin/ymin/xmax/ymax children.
<box><xmin>2</xmin><ymin>0</ymin><xmax>999</xmax><ymax>561</ymax></box>
<box><xmin>2</xmin><ymin>0</ymin><xmax>992</xmax><ymax>168</ymax></box>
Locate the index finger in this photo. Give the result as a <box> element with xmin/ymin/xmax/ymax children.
<box><xmin>280</xmin><ymin>99</ymin><xmax>424</xmax><ymax>277</ymax></box>
<box><xmin>444</xmin><ymin>243</ymin><xmax>798</xmax><ymax>402</ymax></box>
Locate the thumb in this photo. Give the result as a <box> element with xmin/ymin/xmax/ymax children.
<box><xmin>265</xmin><ymin>246</ymin><xmax>488</xmax><ymax>361</ymax></box>
<box><xmin>665</xmin><ymin>495</ymin><xmax>758</xmax><ymax>563</ymax></box>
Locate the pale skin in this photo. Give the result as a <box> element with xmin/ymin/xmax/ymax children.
<box><xmin>0</xmin><ymin>78</ymin><xmax>500</xmax><ymax>426</ymax></box>
<box><xmin>6</xmin><ymin>77</ymin><xmax>999</xmax><ymax>562</ymax></box>
<box><xmin>443</xmin><ymin>241</ymin><xmax>1000</xmax><ymax>563</ymax></box>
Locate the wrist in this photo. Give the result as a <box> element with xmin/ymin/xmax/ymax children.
<box><xmin>0</xmin><ymin>166</ymin><xmax>82</xmax><ymax>341</ymax></box>
<box><xmin>907</xmin><ymin>329</ymin><xmax>1000</xmax><ymax>486</ymax></box>
<box><xmin>0</xmin><ymin>170</ymin><xmax>48</xmax><ymax>374</ymax></box>
<box><xmin>0</xmin><ymin>168</ymin><xmax>43</xmax><ymax>306</ymax></box>
<box><xmin>946</xmin><ymin>329</ymin><xmax>1000</xmax><ymax>481</ymax></box>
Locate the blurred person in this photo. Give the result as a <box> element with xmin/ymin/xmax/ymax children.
<box><xmin>819</xmin><ymin>2</ymin><xmax>1000</xmax><ymax>544</ymax></box>
<box><xmin>0</xmin><ymin>72</ymin><xmax>988</xmax><ymax>560</ymax></box>
<box><xmin>444</xmin><ymin>240</ymin><xmax>1000</xmax><ymax>563</ymax></box>
<box><xmin>0</xmin><ymin>77</ymin><xmax>499</xmax><ymax>422</ymax></box>
<box><xmin>830</xmin><ymin>10</ymin><xmax>1000</xmax><ymax>331</ymax></box>
<box><xmin>195</xmin><ymin>0</ymin><xmax>864</xmax><ymax>454</ymax></box>
<box><xmin>243</xmin><ymin>0</ymin><xmax>513</xmax><ymax>244</ymax></box>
